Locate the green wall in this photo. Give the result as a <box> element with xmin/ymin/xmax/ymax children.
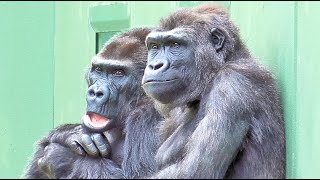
<box><xmin>0</xmin><ymin>1</ymin><xmax>96</xmax><ymax>178</ymax></box>
<box><xmin>0</xmin><ymin>2</ymin><xmax>55</xmax><ymax>178</ymax></box>
<box><xmin>0</xmin><ymin>1</ymin><xmax>319</xmax><ymax>178</ymax></box>
<box><xmin>53</xmin><ymin>2</ymin><xmax>95</xmax><ymax>127</ymax></box>
<box><xmin>296</xmin><ymin>2</ymin><xmax>320</xmax><ymax>178</ymax></box>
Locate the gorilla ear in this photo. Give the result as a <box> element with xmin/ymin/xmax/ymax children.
<box><xmin>211</xmin><ymin>28</ymin><xmax>225</xmax><ymax>51</ymax></box>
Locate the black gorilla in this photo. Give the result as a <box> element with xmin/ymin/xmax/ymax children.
<box><xmin>141</xmin><ymin>3</ymin><xmax>285</xmax><ymax>178</ymax></box>
<box><xmin>23</xmin><ymin>28</ymin><xmax>162</xmax><ymax>179</ymax></box>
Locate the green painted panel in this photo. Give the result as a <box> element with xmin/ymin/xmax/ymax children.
<box><xmin>90</xmin><ymin>2</ymin><xmax>130</xmax><ymax>32</ymax></box>
<box><xmin>96</xmin><ymin>32</ymin><xmax>120</xmax><ymax>53</ymax></box>
<box><xmin>229</xmin><ymin>2</ymin><xmax>296</xmax><ymax>178</ymax></box>
<box><xmin>128</xmin><ymin>1</ymin><xmax>177</xmax><ymax>27</ymax></box>
<box><xmin>0</xmin><ymin>2</ymin><xmax>54</xmax><ymax>178</ymax></box>
<box><xmin>178</xmin><ymin>1</ymin><xmax>231</xmax><ymax>9</ymax></box>
<box><xmin>53</xmin><ymin>2</ymin><xmax>96</xmax><ymax>127</ymax></box>
<box><xmin>296</xmin><ymin>2</ymin><xmax>320</xmax><ymax>178</ymax></box>
<box><xmin>129</xmin><ymin>0</ymin><xmax>231</xmax><ymax>28</ymax></box>
<box><xmin>91</xmin><ymin>1</ymin><xmax>231</xmax><ymax>30</ymax></box>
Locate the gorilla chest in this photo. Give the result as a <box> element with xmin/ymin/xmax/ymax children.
<box><xmin>156</xmin><ymin>109</ymin><xmax>199</xmax><ymax>167</ymax></box>
<box><xmin>104</xmin><ymin>130</ymin><xmax>125</xmax><ymax>165</ymax></box>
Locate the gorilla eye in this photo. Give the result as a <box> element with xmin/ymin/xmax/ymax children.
<box><xmin>113</xmin><ymin>69</ymin><xmax>125</xmax><ymax>77</ymax></box>
<box><xmin>95</xmin><ymin>67</ymin><xmax>102</xmax><ymax>73</ymax></box>
<box><xmin>172</xmin><ymin>42</ymin><xmax>180</xmax><ymax>48</ymax></box>
<box><xmin>150</xmin><ymin>43</ymin><xmax>159</xmax><ymax>49</ymax></box>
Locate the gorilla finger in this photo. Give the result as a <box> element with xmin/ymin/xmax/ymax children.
<box><xmin>38</xmin><ymin>157</ymin><xmax>46</xmax><ymax>171</ymax></box>
<box><xmin>92</xmin><ymin>133</ymin><xmax>111</xmax><ymax>158</ymax></box>
<box><xmin>64</xmin><ymin>136</ymin><xmax>86</xmax><ymax>156</ymax></box>
<box><xmin>44</xmin><ymin>145</ymin><xmax>49</xmax><ymax>152</ymax></box>
<box><xmin>69</xmin><ymin>141</ymin><xmax>86</xmax><ymax>156</ymax></box>
<box><xmin>38</xmin><ymin>157</ymin><xmax>52</xmax><ymax>177</ymax></box>
<box><xmin>80</xmin><ymin>134</ymin><xmax>99</xmax><ymax>157</ymax></box>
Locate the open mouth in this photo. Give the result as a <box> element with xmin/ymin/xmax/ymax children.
<box><xmin>82</xmin><ymin>112</ymin><xmax>111</xmax><ymax>132</ymax></box>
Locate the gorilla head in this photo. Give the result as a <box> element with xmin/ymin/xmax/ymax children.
<box><xmin>141</xmin><ymin>4</ymin><xmax>247</xmax><ymax>107</ymax></box>
<box><xmin>82</xmin><ymin>28</ymin><xmax>151</xmax><ymax>132</ymax></box>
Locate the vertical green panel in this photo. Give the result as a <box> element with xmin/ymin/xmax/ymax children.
<box><xmin>89</xmin><ymin>2</ymin><xmax>130</xmax><ymax>53</ymax></box>
<box><xmin>54</xmin><ymin>2</ymin><xmax>96</xmax><ymax>126</ymax></box>
<box><xmin>230</xmin><ymin>2</ymin><xmax>296</xmax><ymax>178</ymax></box>
<box><xmin>178</xmin><ymin>1</ymin><xmax>231</xmax><ymax>9</ymax></box>
<box><xmin>129</xmin><ymin>1</ymin><xmax>177</xmax><ymax>27</ymax></box>
<box><xmin>89</xmin><ymin>2</ymin><xmax>130</xmax><ymax>32</ymax></box>
<box><xmin>0</xmin><ymin>2</ymin><xmax>54</xmax><ymax>178</ymax></box>
<box><xmin>296</xmin><ymin>2</ymin><xmax>320</xmax><ymax>178</ymax></box>
<box><xmin>96</xmin><ymin>32</ymin><xmax>120</xmax><ymax>53</ymax></box>
<box><xmin>128</xmin><ymin>1</ymin><xmax>231</xmax><ymax>28</ymax></box>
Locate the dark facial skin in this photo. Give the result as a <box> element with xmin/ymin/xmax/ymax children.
<box><xmin>142</xmin><ymin>27</ymin><xmax>225</xmax><ymax>106</ymax></box>
<box><xmin>83</xmin><ymin>58</ymin><xmax>137</xmax><ymax>132</ymax></box>
<box><xmin>142</xmin><ymin>29</ymin><xmax>197</xmax><ymax>104</ymax></box>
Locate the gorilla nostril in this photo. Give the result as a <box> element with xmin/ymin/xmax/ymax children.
<box><xmin>148</xmin><ymin>64</ymin><xmax>154</xmax><ymax>70</ymax></box>
<box><xmin>154</xmin><ymin>63</ymin><xmax>164</xmax><ymax>70</ymax></box>
<box><xmin>96</xmin><ymin>92</ymin><xmax>104</xmax><ymax>98</ymax></box>
<box><xmin>88</xmin><ymin>89</ymin><xmax>95</xmax><ymax>97</ymax></box>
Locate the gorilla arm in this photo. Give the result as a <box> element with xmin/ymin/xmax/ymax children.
<box><xmin>23</xmin><ymin>124</ymin><xmax>80</xmax><ymax>178</ymax></box>
<box><xmin>152</xmin><ymin>64</ymin><xmax>261</xmax><ymax>179</ymax></box>
<box><xmin>37</xmin><ymin>143</ymin><xmax>124</xmax><ymax>179</ymax></box>
<box><xmin>121</xmin><ymin>101</ymin><xmax>160</xmax><ymax>178</ymax></box>
<box><xmin>23</xmin><ymin>137</ymin><xmax>50</xmax><ymax>179</ymax></box>
<box><xmin>49</xmin><ymin>103</ymin><xmax>160</xmax><ymax>179</ymax></box>
<box><xmin>24</xmin><ymin>102</ymin><xmax>160</xmax><ymax>179</ymax></box>
<box><xmin>24</xmin><ymin>123</ymin><xmax>125</xmax><ymax>179</ymax></box>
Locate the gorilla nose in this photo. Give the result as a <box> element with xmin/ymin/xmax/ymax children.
<box><xmin>88</xmin><ymin>89</ymin><xmax>104</xmax><ymax>98</ymax></box>
<box><xmin>87</xmin><ymin>84</ymin><xmax>109</xmax><ymax>104</ymax></box>
<box><xmin>150</xmin><ymin>62</ymin><xmax>164</xmax><ymax>70</ymax></box>
<box><xmin>148</xmin><ymin>60</ymin><xmax>169</xmax><ymax>72</ymax></box>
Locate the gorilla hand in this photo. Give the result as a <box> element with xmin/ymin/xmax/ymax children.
<box><xmin>48</xmin><ymin>124</ymin><xmax>111</xmax><ymax>158</ymax></box>
<box><xmin>37</xmin><ymin>127</ymin><xmax>112</xmax><ymax>178</ymax></box>
<box><xmin>68</xmin><ymin>131</ymin><xmax>111</xmax><ymax>158</ymax></box>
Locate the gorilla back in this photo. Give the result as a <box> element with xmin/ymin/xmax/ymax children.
<box><xmin>142</xmin><ymin>3</ymin><xmax>285</xmax><ymax>179</ymax></box>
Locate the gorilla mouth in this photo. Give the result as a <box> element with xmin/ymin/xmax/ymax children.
<box><xmin>89</xmin><ymin>113</ymin><xmax>109</xmax><ymax>127</ymax></box>
<box><xmin>82</xmin><ymin>113</ymin><xmax>111</xmax><ymax>132</ymax></box>
<box><xmin>144</xmin><ymin>78</ymin><xmax>178</xmax><ymax>84</ymax></box>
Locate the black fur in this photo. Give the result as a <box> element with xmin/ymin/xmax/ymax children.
<box><xmin>23</xmin><ymin>28</ymin><xmax>162</xmax><ymax>179</ymax></box>
<box><xmin>142</xmin><ymin>3</ymin><xmax>285</xmax><ymax>178</ymax></box>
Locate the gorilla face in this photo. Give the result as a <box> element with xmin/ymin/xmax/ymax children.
<box><xmin>81</xmin><ymin>28</ymin><xmax>151</xmax><ymax>133</ymax></box>
<box><xmin>142</xmin><ymin>24</ymin><xmax>227</xmax><ymax>107</ymax></box>
<box><xmin>83</xmin><ymin>57</ymin><xmax>138</xmax><ymax>132</ymax></box>
<box><xmin>142</xmin><ymin>29</ymin><xmax>198</xmax><ymax>105</ymax></box>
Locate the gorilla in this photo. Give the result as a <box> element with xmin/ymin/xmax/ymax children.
<box><xmin>23</xmin><ymin>27</ymin><xmax>162</xmax><ymax>179</ymax></box>
<box><xmin>141</xmin><ymin>3</ymin><xmax>285</xmax><ymax>179</ymax></box>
